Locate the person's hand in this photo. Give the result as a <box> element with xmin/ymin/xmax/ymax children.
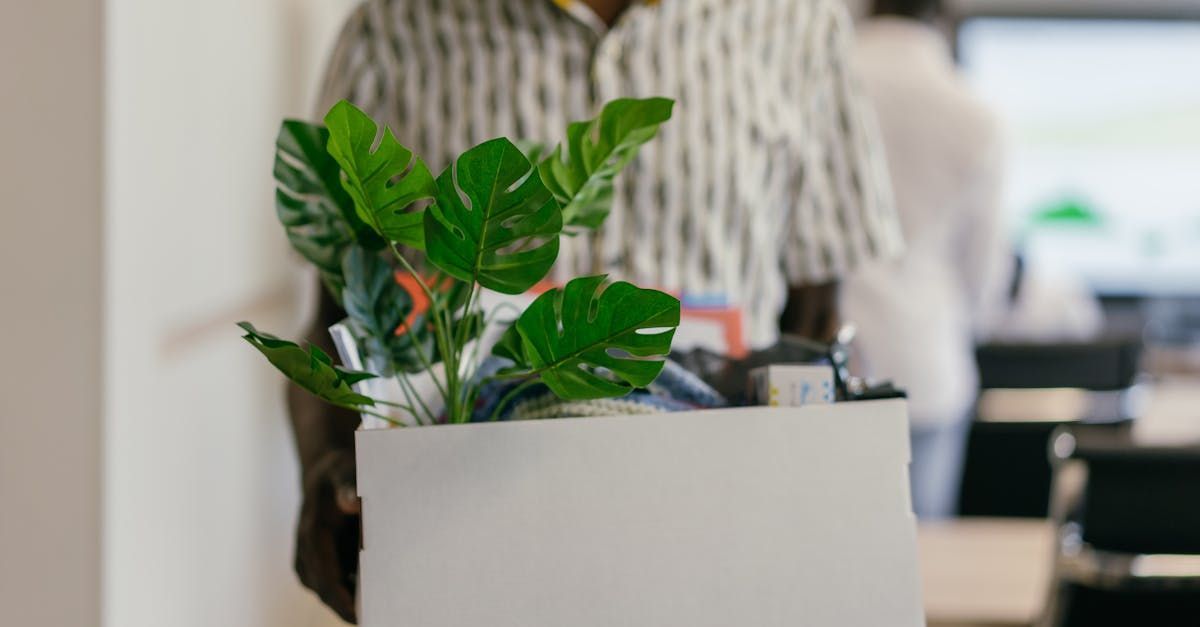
<box><xmin>779</xmin><ymin>281</ymin><xmax>841</xmax><ymax>343</ymax></box>
<box><xmin>295</xmin><ymin>449</ymin><xmax>361</xmax><ymax>624</ymax></box>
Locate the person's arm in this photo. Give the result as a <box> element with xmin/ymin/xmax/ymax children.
<box><xmin>778</xmin><ymin>0</ymin><xmax>903</xmax><ymax>342</ymax></box>
<box><xmin>289</xmin><ymin>3</ymin><xmax>384</xmax><ymax>622</ymax></box>
<box><xmin>290</xmin><ymin>284</ymin><xmax>360</xmax><ymax>624</ymax></box>
<box><xmin>289</xmin><ymin>287</ymin><xmax>359</xmax><ymax>472</ymax></box>
<box><xmin>779</xmin><ymin>281</ymin><xmax>841</xmax><ymax>344</ymax></box>
<box><xmin>287</xmin><ymin>286</ymin><xmax>362</xmax><ymax>624</ymax></box>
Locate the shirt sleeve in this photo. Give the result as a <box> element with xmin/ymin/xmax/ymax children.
<box><xmin>314</xmin><ymin>2</ymin><xmax>386</xmax><ymax>118</ymax></box>
<box><xmin>780</xmin><ymin>0</ymin><xmax>904</xmax><ymax>285</ymax></box>
<box><xmin>957</xmin><ymin>121</ymin><xmax>1013</xmax><ymax>337</ymax></box>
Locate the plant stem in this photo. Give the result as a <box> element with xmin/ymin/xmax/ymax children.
<box><xmin>488</xmin><ymin>378</ymin><xmax>540</xmax><ymax>422</ymax></box>
<box><xmin>490</xmin><ymin>369</ymin><xmax>540</xmax><ymax>381</ymax></box>
<box><xmin>455</xmin><ymin>283</ymin><xmax>479</xmax><ymax>350</ymax></box>
<box><xmin>452</xmin><ymin>283</ymin><xmax>483</xmax><ymax>421</ymax></box>
<box><xmin>486</xmin><ymin>301</ymin><xmax>523</xmax><ymax>322</ymax></box>
<box><xmin>397</xmin><ymin>372</ymin><xmax>438</xmax><ymax>425</ymax></box>
<box><xmin>355</xmin><ymin>204</ymin><xmax>461</xmax><ymax>425</ymax></box>
<box><xmin>373</xmin><ymin>399</ymin><xmax>414</xmax><ymax>410</ymax></box>
<box><xmin>460</xmin><ymin>315</ymin><xmax>488</xmax><ymax>401</ymax></box>
<box><xmin>387</xmin><ymin>245</ymin><xmax>461</xmax><ymax>423</ymax></box>
<box><xmin>343</xmin><ymin>404</ymin><xmax>408</xmax><ymax>428</ymax></box>
<box><xmin>405</xmin><ymin>330</ymin><xmax>449</xmax><ymax>401</ymax></box>
<box><xmin>463</xmin><ymin>384</ymin><xmax>481</xmax><ymax>422</ymax></box>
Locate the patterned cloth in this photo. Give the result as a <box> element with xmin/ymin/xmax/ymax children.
<box><xmin>470</xmin><ymin>358</ymin><xmax>727</xmax><ymax>422</ymax></box>
<box><xmin>317</xmin><ymin>0</ymin><xmax>903</xmax><ymax>349</ymax></box>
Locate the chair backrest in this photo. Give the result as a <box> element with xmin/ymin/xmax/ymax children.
<box><xmin>976</xmin><ymin>338</ymin><xmax>1142</xmax><ymax>391</ymax></box>
<box><xmin>1042</xmin><ymin>426</ymin><xmax>1200</xmax><ymax>627</ymax></box>
<box><xmin>1077</xmin><ymin>449</ymin><xmax>1200</xmax><ymax>554</ymax></box>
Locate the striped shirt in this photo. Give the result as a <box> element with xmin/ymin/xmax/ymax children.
<box><xmin>317</xmin><ymin>0</ymin><xmax>903</xmax><ymax>348</ymax></box>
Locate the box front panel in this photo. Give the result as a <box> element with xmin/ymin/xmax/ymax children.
<box><xmin>357</xmin><ymin>401</ymin><xmax>920</xmax><ymax>627</ymax></box>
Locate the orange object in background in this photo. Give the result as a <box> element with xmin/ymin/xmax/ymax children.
<box><xmin>391</xmin><ymin>274</ymin><xmax>558</xmax><ymax>336</ymax></box>
<box><xmin>394</xmin><ymin>273</ymin><xmax>747</xmax><ymax>358</ymax></box>
<box><xmin>393</xmin><ymin>272</ymin><xmax>438</xmax><ymax>335</ymax></box>
<box><xmin>678</xmin><ymin>307</ymin><xmax>746</xmax><ymax>359</ymax></box>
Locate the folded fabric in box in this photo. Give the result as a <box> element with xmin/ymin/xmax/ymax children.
<box><xmin>472</xmin><ymin>358</ymin><xmax>727</xmax><ymax>422</ymax></box>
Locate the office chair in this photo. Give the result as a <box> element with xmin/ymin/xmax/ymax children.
<box><xmin>1039</xmin><ymin>426</ymin><xmax>1200</xmax><ymax>627</ymax></box>
<box><xmin>959</xmin><ymin>337</ymin><xmax>1142</xmax><ymax>518</ymax></box>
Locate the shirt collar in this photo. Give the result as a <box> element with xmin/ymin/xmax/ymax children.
<box><xmin>550</xmin><ymin>0</ymin><xmax>663</xmax><ymax>36</ymax></box>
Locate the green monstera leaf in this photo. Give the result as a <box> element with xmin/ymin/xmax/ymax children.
<box><xmin>493</xmin><ymin>275</ymin><xmax>680</xmax><ymax>399</ymax></box>
<box><xmin>274</xmin><ymin>120</ymin><xmax>384</xmax><ymax>298</ymax></box>
<box><xmin>539</xmin><ymin>98</ymin><xmax>674</xmax><ymax>229</ymax></box>
<box><xmin>324</xmin><ymin>100</ymin><xmax>435</xmax><ymax>249</ymax></box>
<box><xmin>238</xmin><ymin>322</ymin><xmax>378</xmax><ymax>409</ymax></box>
<box><xmin>424</xmin><ymin>138</ymin><xmax>562</xmax><ymax>294</ymax></box>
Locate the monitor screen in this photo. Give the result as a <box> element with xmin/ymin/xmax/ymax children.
<box><xmin>957</xmin><ymin>17</ymin><xmax>1200</xmax><ymax>296</ymax></box>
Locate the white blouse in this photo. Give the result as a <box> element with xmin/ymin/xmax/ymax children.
<box><xmin>843</xmin><ymin>18</ymin><xmax>1011</xmax><ymax>427</ymax></box>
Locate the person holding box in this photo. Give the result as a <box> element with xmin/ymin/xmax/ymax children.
<box><xmin>289</xmin><ymin>0</ymin><xmax>903</xmax><ymax>620</ymax></box>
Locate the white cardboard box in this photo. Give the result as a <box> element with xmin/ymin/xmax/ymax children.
<box><xmin>356</xmin><ymin>399</ymin><xmax>921</xmax><ymax>627</ymax></box>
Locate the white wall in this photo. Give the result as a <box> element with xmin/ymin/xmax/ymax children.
<box><xmin>105</xmin><ymin>1</ymin><xmax>356</xmax><ymax>625</ymax></box>
<box><xmin>0</xmin><ymin>1</ymin><xmax>105</xmax><ymax>626</ymax></box>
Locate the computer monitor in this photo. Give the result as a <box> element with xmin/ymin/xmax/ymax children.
<box><xmin>956</xmin><ymin>16</ymin><xmax>1200</xmax><ymax>296</ymax></box>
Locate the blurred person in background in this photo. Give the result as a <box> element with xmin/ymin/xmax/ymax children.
<box><xmin>289</xmin><ymin>0</ymin><xmax>904</xmax><ymax>621</ymax></box>
<box><xmin>841</xmin><ymin>0</ymin><xmax>1010</xmax><ymax>519</ymax></box>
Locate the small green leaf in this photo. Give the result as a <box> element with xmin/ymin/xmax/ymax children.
<box><xmin>452</xmin><ymin>309</ymin><xmax>486</xmax><ymax>346</ymax></box>
<box><xmin>238</xmin><ymin>322</ymin><xmax>378</xmax><ymax>408</ymax></box>
<box><xmin>337</xmin><ymin>369</ymin><xmax>378</xmax><ymax>386</ymax></box>
<box><xmin>539</xmin><ymin>98</ymin><xmax>674</xmax><ymax>229</ymax></box>
<box><xmin>492</xmin><ymin>322</ymin><xmax>525</xmax><ymax>365</ymax></box>
<box><xmin>340</xmin><ymin>247</ymin><xmax>415</xmax><ymax>373</ymax></box>
<box><xmin>274</xmin><ymin>119</ymin><xmax>384</xmax><ymax>298</ymax></box>
<box><xmin>341</xmin><ymin>247</ymin><xmax>443</xmax><ymax>374</ymax></box>
<box><xmin>425</xmin><ymin>138</ymin><xmax>562</xmax><ymax>294</ymax></box>
<box><xmin>324</xmin><ymin>100</ymin><xmax>435</xmax><ymax>249</ymax></box>
<box><xmin>433</xmin><ymin>275</ymin><xmax>473</xmax><ymax>313</ymax></box>
<box><xmin>493</xmin><ymin>275</ymin><xmax>680</xmax><ymax>399</ymax></box>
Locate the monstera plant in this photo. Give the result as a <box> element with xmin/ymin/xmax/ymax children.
<box><xmin>241</xmin><ymin>97</ymin><xmax>679</xmax><ymax>426</ymax></box>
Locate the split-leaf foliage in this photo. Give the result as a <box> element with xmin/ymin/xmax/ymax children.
<box><xmin>244</xmin><ymin>98</ymin><xmax>679</xmax><ymax>426</ymax></box>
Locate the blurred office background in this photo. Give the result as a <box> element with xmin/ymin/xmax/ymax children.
<box><xmin>3</xmin><ymin>1</ymin><xmax>1200</xmax><ymax>626</ymax></box>
<box><xmin>911</xmin><ymin>2</ymin><xmax>1200</xmax><ymax>626</ymax></box>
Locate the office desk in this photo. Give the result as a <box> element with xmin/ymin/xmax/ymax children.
<box><xmin>919</xmin><ymin>518</ymin><xmax>1054</xmax><ymax>627</ymax></box>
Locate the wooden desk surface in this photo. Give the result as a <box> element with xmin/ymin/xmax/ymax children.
<box><xmin>918</xmin><ymin>518</ymin><xmax>1054</xmax><ymax>627</ymax></box>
